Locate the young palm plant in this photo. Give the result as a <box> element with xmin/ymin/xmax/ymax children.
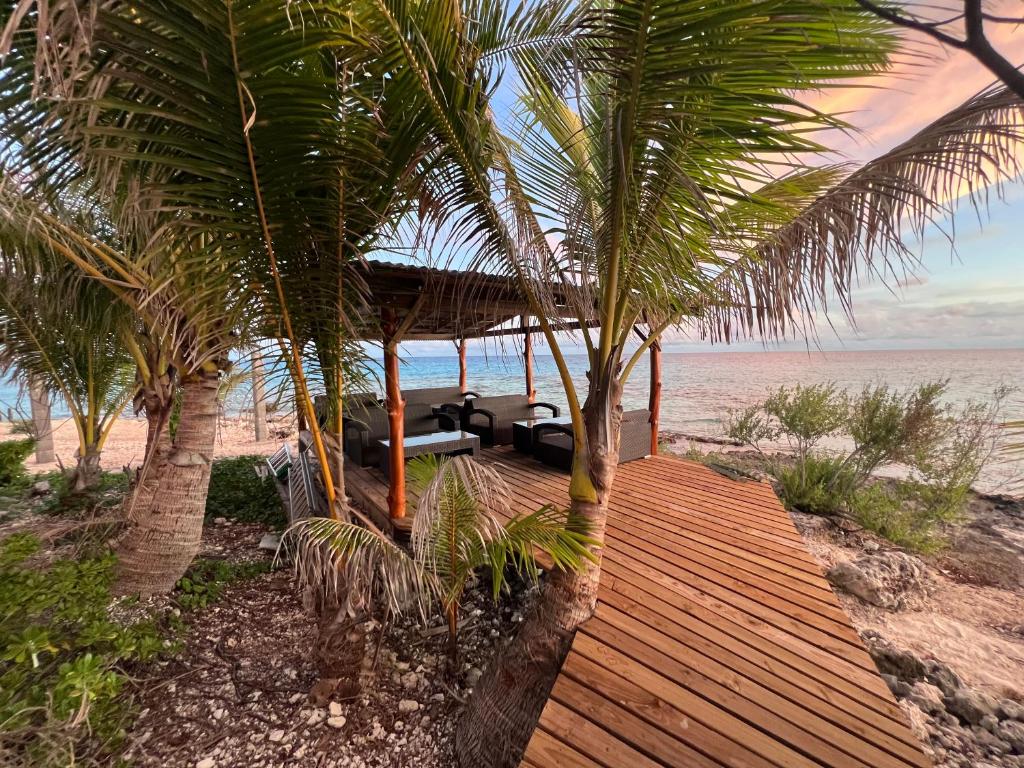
<box><xmin>286</xmin><ymin>453</ymin><xmax>593</xmax><ymax>663</ymax></box>
<box><xmin>408</xmin><ymin>454</ymin><xmax>594</xmax><ymax>660</ymax></box>
<box><xmin>0</xmin><ymin>257</ymin><xmax>135</xmax><ymax>490</ymax></box>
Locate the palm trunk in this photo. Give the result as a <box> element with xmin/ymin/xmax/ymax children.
<box><xmin>70</xmin><ymin>446</ymin><xmax>102</xmax><ymax>492</ymax></box>
<box><xmin>115</xmin><ymin>369</ymin><xmax>219</xmax><ymax>595</ymax></box>
<box><xmin>125</xmin><ymin>384</ymin><xmax>174</xmax><ymax>521</ymax></box>
<box><xmin>457</xmin><ymin>374</ymin><xmax>623</xmax><ymax>767</ymax></box>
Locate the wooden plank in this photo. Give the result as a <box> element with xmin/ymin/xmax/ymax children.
<box><xmin>565</xmin><ymin>640</ymin><xmax>824</xmax><ymax>768</ymax></box>
<box><xmin>550</xmin><ymin>675</ymin><xmax>727</xmax><ymax>768</ymax></box>
<box><xmin>534</xmin><ymin>699</ymin><xmax>666</xmax><ymax>768</ymax></box>
<box><xmin>590</xmin><ymin>606</ymin><xmax>928</xmax><ymax>767</ymax></box>
<box><xmin>521</xmin><ymin>729</ymin><xmax>603</xmax><ymax>768</ymax></box>
<box><xmin>559</xmin><ymin>653</ymin><xmax>774</xmax><ymax>768</ymax></box>
<box><xmin>599</xmin><ymin>570</ymin><xmax>910</xmax><ymax>726</ymax></box>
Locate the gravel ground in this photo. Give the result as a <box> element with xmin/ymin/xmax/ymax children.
<box><xmin>122</xmin><ymin>519</ymin><xmax>540</xmax><ymax>768</ymax></box>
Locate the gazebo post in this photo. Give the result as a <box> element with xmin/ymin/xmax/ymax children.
<box><xmin>458</xmin><ymin>338</ymin><xmax>468</xmax><ymax>393</ymax></box>
<box><xmin>382</xmin><ymin>308</ymin><xmax>406</xmax><ymax>520</ymax></box>
<box><xmin>648</xmin><ymin>337</ymin><xmax>662</xmax><ymax>455</ymax></box>
<box><xmin>522</xmin><ymin>316</ymin><xmax>536</xmax><ymax>402</ymax></box>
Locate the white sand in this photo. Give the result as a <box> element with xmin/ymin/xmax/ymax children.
<box><xmin>2</xmin><ymin>414</ymin><xmax>297</xmax><ymax>475</ymax></box>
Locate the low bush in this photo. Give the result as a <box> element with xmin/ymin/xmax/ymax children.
<box><xmin>0</xmin><ymin>534</ymin><xmax>165</xmax><ymax>767</ymax></box>
<box><xmin>38</xmin><ymin>471</ymin><xmax>130</xmax><ymax>519</ymax></box>
<box><xmin>205</xmin><ymin>455</ymin><xmax>285</xmax><ymax>527</ymax></box>
<box><xmin>729</xmin><ymin>382</ymin><xmax>1005</xmax><ymax>551</ymax></box>
<box><xmin>174</xmin><ymin>557</ymin><xmax>271</xmax><ymax>611</ymax></box>
<box><xmin>0</xmin><ymin>438</ymin><xmax>36</xmax><ymax>490</ymax></box>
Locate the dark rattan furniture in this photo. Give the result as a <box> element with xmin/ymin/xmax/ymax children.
<box><xmin>461</xmin><ymin>394</ymin><xmax>559</xmax><ymax>446</ymax></box>
<box><xmin>512</xmin><ymin>415</ymin><xmax>573</xmax><ymax>453</ymax></box>
<box><xmin>403</xmin><ymin>386</ymin><xmax>481</xmax><ymax>430</ymax></box>
<box><xmin>533</xmin><ymin>409</ymin><xmax>652</xmax><ymax>471</ymax></box>
<box><xmin>377</xmin><ymin>430</ymin><xmax>480</xmax><ymax>479</ymax></box>
<box><xmin>402</xmin><ymin>386</ymin><xmax>480</xmax><ymax>405</ymax></box>
<box><xmin>343</xmin><ymin>402</ymin><xmax>441</xmax><ymax>467</ymax></box>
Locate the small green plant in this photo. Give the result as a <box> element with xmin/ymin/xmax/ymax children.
<box><xmin>0</xmin><ymin>438</ymin><xmax>36</xmax><ymax>490</ymax></box>
<box><xmin>0</xmin><ymin>533</ymin><xmax>165</xmax><ymax>767</ymax></box>
<box><xmin>174</xmin><ymin>557</ymin><xmax>271</xmax><ymax>611</ymax></box>
<box><xmin>205</xmin><ymin>455</ymin><xmax>286</xmax><ymax>527</ymax></box>
<box><xmin>8</xmin><ymin>419</ymin><xmax>34</xmax><ymax>437</ymax></box>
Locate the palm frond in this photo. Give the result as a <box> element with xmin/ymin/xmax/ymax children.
<box><xmin>485</xmin><ymin>504</ymin><xmax>596</xmax><ymax>599</ymax></box>
<box><xmin>706</xmin><ymin>83</ymin><xmax>1024</xmax><ymax>341</ymax></box>
<box><xmin>280</xmin><ymin>517</ymin><xmax>435</xmax><ymax>620</ymax></box>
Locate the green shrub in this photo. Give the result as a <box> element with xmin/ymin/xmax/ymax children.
<box><xmin>775</xmin><ymin>454</ymin><xmax>853</xmax><ymax>516</ymax></box>
<box><xmin>729</xmin><ymin>382</ymin><xmax>1005</xmax><ymax>551</ymax></box>
<box><xmin>0</xmin><ymin>534</ymin><xmax>165</xmax><ymax>767</ymax></box>
<box><xmin>205</xmin><ymin>455</ymin><xmax>285</xmax><ymax>527</ymax></box>
<box><xmin>39</xmin><ymin>471</ymin><xmax>130</xmax><ymax>519</ymax></box>
<box><xmin>0</xmin><ymin>438</ymin><xmax>36</xmax><ymax>489</ymax></box>
<box><xmin>174</xmin><ymin>557</ymin><xmax>271</xmax><ymax>611</ymax></box>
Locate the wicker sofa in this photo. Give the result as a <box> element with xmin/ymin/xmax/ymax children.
<box><xmin>402</xmin><ymin>386</ymin><xmax>479</xmax><ymax>430</ymax></box>
<box><xmin>533</xmin><ymin>409</ymin><xmax>652</xmax><ymax>471</ymax></box>
<box><xmin>402</xmin><ymin>386</ymin><xmax>479</xmax><ymax>405</ymax></box>
<box><xmin>342</xmin><ymin>401</ymin><xmax>442</xmax><ymax>467</ymax></box>
<box><xmin>461</xmin><ymin>394</ymin><xmax>559</xmax><ymax>446</ymax></box>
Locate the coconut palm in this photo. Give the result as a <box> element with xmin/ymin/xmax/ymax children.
<box><xmin>0</xmin><ymin>174</ymin><xmax>250</xmax><ymax>593</ymax></box>
<box><xmin>0</xmin><ymin>256</ymin><xmax>135</xmax><ymax>490</ymax></box>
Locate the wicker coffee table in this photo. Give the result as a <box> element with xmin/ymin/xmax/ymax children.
<box><xmin>512</xmin><ymin>416</ymin><xmax>573</xmax><ymax>453</ymax></box>
<box><xmin>377</xmin><ymin>430</ymin><xmax>480</xmax><ymax>478</ymax></box>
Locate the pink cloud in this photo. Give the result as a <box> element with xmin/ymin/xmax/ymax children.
<box><xmin>806</xmin><ymin>5</ymin><xmax>1024</xmax><ymax>165</ymax></box>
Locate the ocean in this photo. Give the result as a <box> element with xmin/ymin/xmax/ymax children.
<box><xmin>3</xmin><ymin>348</ymin><xmax>1022</xmax><ymax>490</ymax></box>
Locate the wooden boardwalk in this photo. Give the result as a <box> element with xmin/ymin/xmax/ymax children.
<box><xmin>346</xmin><ymin>447</ymin><xmax>929</xmax><ymax>768</ymax></box>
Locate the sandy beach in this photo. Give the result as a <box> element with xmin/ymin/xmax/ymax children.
<box><xmin>2</xmin><ymin>414</ymin><xmax>297</xmax><ymax>475</ymax></box>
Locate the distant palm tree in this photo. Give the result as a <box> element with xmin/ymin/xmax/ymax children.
<box><xmin>0</xmin><ymin>256</ymin><xmax>134</xmax><ymax>490</ymax></box>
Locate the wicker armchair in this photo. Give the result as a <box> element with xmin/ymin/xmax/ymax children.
<box><xmin>461</xmin><ymin>394</ymin><xmax>559</xmax><ymax>446</ymax></box>
<box><xmin>342</xmin><ymin>402</ymin><xmax>440</xmax><ymax>467</ymax></box>
<box><xmin>533</xmin><ymin>409</ymin><xmax>652</xmax><ymax>471</ymax></box>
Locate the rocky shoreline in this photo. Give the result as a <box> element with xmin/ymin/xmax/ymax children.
<box><xmin>868</xmin><ymin>633</ymin><xmax>1024</xmax><ymax>767</ymax></box>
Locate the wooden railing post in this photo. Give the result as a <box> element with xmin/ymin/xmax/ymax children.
<box><xmin>523</xmin><ymin>316</ymin><xmax>536</xmax><ymax>403</ymax></box>
<box><xmin>458</xmin><ymin>338</ymin><xmax>468</xmax><ymax>393</ymax></box>
<box><xmin>383</xmin><ymin>308</ymin><xmax>406</xmax><ymax>520</ymax></box>
<box><xmin>29</xmin><ymin>380</ymin><xmax>55</xmax><ymax>464</ymax></box>
<box><xmin>648</xmin><ymin>339</ymin><xmax>662</xmax><ymax>456</ymax></box>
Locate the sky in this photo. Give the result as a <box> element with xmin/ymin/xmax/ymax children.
<box><xmin>402</xmin><ymin>5</ymin><xmax>1024</xmax><ymax>358</ymax></box>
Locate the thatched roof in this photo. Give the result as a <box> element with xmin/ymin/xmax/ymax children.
<box><xmin>350</xmin><ymin>260</ymin><xmax>583</xmax><ymax>341</ymax></box>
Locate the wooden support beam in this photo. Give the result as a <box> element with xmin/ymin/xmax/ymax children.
<box><xmin>648</xmin><ymin>339</ymin><xmax>662</xmax><ymax>456</ymax></box>
<box><xmin>382</xmin><ymin>308</ymin><xmax>406</xmax><ymax>520</ymax></box>
<box><xmin>458</xmin><ymin>338</ymin><xmax>468</xmax><ymax>393</ymax></box>
<box><xmin>29</xmin><ymin>380</ymin><xmax>55</xmax><ymax>464</ymax></box>
<box><xmin>251</xmin><ymin>351</ymin><xmax>268</xmax><ymax>442</ymax></box>
<box><xmin>522</xmin><ymin>316</ymin><xmax>536</xmax><ymax>402</ymax></box>
<box><xmin>480</xmin><ymin>318</ymin><xmax>598</xmax><ymax>339</ymax></box>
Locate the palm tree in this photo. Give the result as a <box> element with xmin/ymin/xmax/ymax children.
<box><xmin>0</xmin><ymin>175</ymin><xmax>249</xmax><ymax>593</ymax></box>
<box><xmin>341</xmin><ymin>2</ymin><xmax>1024</xmax><ymax>762</ymax></box>
<box><xmin>0</xmin><ymin>256</ymin><xmax>134</xmax><ymax>490</ymax></box>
